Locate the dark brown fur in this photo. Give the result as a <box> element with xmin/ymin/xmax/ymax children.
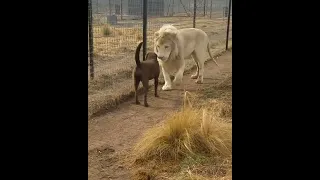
<box><xmin>133</xmin><ymin>42</ymin><xmax>160</xmax><ymax>107</ymax></box>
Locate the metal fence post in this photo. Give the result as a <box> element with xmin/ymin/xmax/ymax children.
<box><xmin>193</xmin><ymin>0</ymin><xmax>196</xmax><ymax>28</ymax></box>
<box><xmin>226</xmin><ymin>0</ymin><xmax>232</xmax><ymax>50</ymax></box>
<box><xmin>210</xmin><ymin>0</ymin><xmax>212</xmax><ymax>19</ymax></box>
<box><xmin>143</xmin><ymin>0</ymin><xmax>147</xmax><ymax>61</ymax></box>
<box><xmin>88</xmin><ymin>0</ymin><xmax>94</xmax><ymax>80</ymax></box>
<box><xmin>96</xmin><ymin>0</ymin><xmax>99</xmax><ymax>13</ymax></box>
<box><xmin>172</xmin><ymin>0</ymin><xmax>175</xmax><ymax>16</ymax></box>
<box><xmin>120</xmin><ymin>0</ymin><xmax>123</xmax><ymax>20</ymax></box>
<box><xmin>204</xmin><ymin>0</ymin><xmax>206</xmax><ymax>16</ymax></box>
<box><xmin>109</xmin><ymin>0</ymin><xmax>111</xmax><ymax>15</ymax></box>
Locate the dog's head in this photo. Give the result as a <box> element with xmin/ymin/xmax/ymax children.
<box><xmin>146</xmin><ymin>52</ymin><xmax>157</xmax><ymax>61</ymax></box>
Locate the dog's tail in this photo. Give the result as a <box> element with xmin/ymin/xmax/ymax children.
<box><xmin>207</xmin><ymin>43</ymin><xmax>219</xmax><ymax>67</ymax></box>
<box><xmin>135</xmin><ymin>41</ymin><xmax>143</xmax><ymax>68</ymax></box>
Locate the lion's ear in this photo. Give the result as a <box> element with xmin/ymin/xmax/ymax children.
<box><xmin>163</xmin><ymin>31</ymin><xmax>177</xmax><ymax>39</ymax></box>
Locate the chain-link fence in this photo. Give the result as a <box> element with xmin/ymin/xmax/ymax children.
<box><xmin>88</xmin><ymin>0</ymin><xmax>232</xmax><ymax>81</ymax></box>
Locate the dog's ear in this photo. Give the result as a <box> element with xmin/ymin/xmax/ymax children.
<box><xmin>146</xmin><ymin>52</ymin><xmax>157</xmax><ymax>60</ymax></box>
<box><xmin>150</xmin><ymin>52</ymin><xmax>157</xmax><ymax>59</ymax></box>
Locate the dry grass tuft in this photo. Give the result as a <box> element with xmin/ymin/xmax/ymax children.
<box><xmin>131</xmin><ymin>74</ymin><xmax>232</xmax><ymax>179</ymax></box>
<box><xmin>136</xmin><ymin>33</ymin><xmax>143</xmax><ymax>41</ymax></box>
<box><xmin>115</xmin><ymin>29</ymin><xmax>123</xmax><ymax>36</ymax></box>
<box><xmin>133</xmin><ymin>106</ymin><xmax>232</xmax><ymax>162</ymax></box>
<box><xmin>102</xmin><ymin>24</ymin><xmax>112</xmax><ymax>36</ymax></box>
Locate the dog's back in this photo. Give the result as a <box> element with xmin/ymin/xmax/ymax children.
<box><xmin>140</xmin><ymin>52</ymin><xmax>160</xmax><ymax>80</ymax></box>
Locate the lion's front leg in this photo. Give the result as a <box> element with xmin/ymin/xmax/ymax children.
<box><xmin>191</xmin><ymin>53</ymin><xmax>199</xmax><ymax>79</ymax></box>
<box><xmin>161</xmin><ymin>66</ymin><xmax>172</xmax><ymax>91</ymax></box>
<box><xmin>173</xmin><ymin>59</ymin><xmax>185</xmax><ymax>86</ymax></box>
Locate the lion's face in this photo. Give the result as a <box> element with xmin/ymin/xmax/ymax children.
<box><xmin>154</xmin><ymin>39</ymin><xmax>173</xmax><ymax>62</ymax></box>
<box><xmin>154</xmin><ymin>25</ymin><xmax>179</xmax><ymax>62</ymax></box>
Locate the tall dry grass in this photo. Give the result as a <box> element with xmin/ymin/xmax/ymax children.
<box><xmin>133</xmin><ymin>107</ymin><xmax>232</xmax><ymax>161</ymax></box>
<box><xmin>132</xmin><ymin>82</ymin><xmax>232</xmax><ymax>179</ymax></box>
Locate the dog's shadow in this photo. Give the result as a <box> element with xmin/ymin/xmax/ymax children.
<box><xmin>157</xmin><ymin>96</ymin><xmax>175</xmax><ymax>101</ymax></box>
<box><xmin>199</xmin><ymin>78</ymin><xmax>216</xmax><ymax>84</ymax></box>
<box><xmin>143</xmin><ymin>105</ymin><xmax>173</xmax><ymax>109</ymax></box>
<box><xmin>131</xmin><ymin>102</ymin><xmax>172</xmax><ymax>109</ymax></box>
<box><xmin>159</xmin><ymin>77</ymin><xmax>216</xmax><ymax>85</ymax></box>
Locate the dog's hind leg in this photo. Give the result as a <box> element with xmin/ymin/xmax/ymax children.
<box><xmin>142</xmin><ymin>78</ymin><xmax>149</xmax><ymax>107</ymax></box>
<box><xmin>134</xmin><ymin>77</ymin><xmax>140</xmax><ymax>104</ymax></box>
<box><xmin>154</xmin><ymin>77</ymin><xmax>159</xmax><ymax>97</ymax></box>
<box><xmin>191</xmin><ymin>51</ymin><xmax>199</xmax><ymax>79</ymax></box>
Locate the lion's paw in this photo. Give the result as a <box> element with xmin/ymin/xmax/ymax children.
<box><xmin>191</xmin><ymin>74</ymin><xmax>198</xmax><ymax>79</ymax></box>
<box><xmin>162</xmin><ymin>84</ymin><xmax>172</xmax><ymax>91</ymax></box>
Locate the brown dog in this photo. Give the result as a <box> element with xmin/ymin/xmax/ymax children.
<box><xmin>133</xmin><ymin>41</ymin><xmax>160</xmax><ymax>107</ymax></box>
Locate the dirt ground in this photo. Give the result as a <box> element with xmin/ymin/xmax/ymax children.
<box><xmin>88</xmin><ymin>50</ymin><xmax>232</xmax><ymax>180</ymax></box>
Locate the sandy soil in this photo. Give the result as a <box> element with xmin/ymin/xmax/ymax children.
<box><xmin>88</xmin><ymin>50</ymin><xmax>232</xmax><ymax>180</ymax></box>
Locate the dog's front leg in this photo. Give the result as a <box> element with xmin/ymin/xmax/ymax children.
<box><xmin>161</xmin><ymin>66</ymin><xmax>172</xmax><ymax>91</ymax></box>
<box><xmin>173</xmin><ymin>59</ymin><xmax>185</xmax><ymax>86</ymax></box>
<box><xmin>154</xmin><ymin>78</ymin><xmax>159</xmax><ymax>97</ymax></box>
<box><xmin>142</xmin><ymin>79</ymin><xmax>149</xmax><ymax>107</ymax></box>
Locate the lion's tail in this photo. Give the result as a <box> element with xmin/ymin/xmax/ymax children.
<box><xmin>207</xmin><ymin>43</ymin><xmax>219</xmax><ymax>67</ymax></box>
<box><xmin>135</xmin><ymin>41</ymin><xmax>143</xmax><ymax>68</ymax></box>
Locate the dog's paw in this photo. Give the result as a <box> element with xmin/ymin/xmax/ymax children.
<box><xmin>195</xmin><ymin>75</ymin><xmax>203</xmax><ymax>84</ymax></box>
<box><xmin>162</xmin><ymin>84</ymin><xmax>172</xmax><ymax>91</ymax></box>
<box><xmin>195</xmin><ymin>78</ymin><xmax>203</xmax><ymax>84</ymax></box>
<box><xmin>191</xmin><ymin>74</ymin><xmax>198</xmax><ymax>79</ymax></box>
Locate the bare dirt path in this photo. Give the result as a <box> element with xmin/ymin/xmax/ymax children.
<box><xmin>88</xmin><ymin>50</ymin><xmax>232</xmax><ymax>180</ymax></box>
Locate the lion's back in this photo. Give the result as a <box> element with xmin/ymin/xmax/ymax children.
<box><xmin>177</xmin><ymin>28</ymin><xmax>209</xmax><ymax>50</ymax></box>
<box><xmin>175</xmin><ymin>28</ymin><xmax>209</xmax><ymax>56</ymax></box>
<box><xmin>179</xmin><ymin>28</ymin><xmax>208</xmax><ymax>40</ymax></box>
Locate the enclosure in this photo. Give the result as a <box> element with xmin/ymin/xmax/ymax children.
<box><xmin>88</xmin><ymin>2</ymin><xmax>233</xmax><ymax>178</ymax></box>
<box><xmin>88</xmin><ymin>0</ymin><xmax>232</xmax><ymax>117</ymax></box>
<box><xmin>88</xmin><ymin>0</ymin><xmax>232</xmax><ymax>79</ymax></box>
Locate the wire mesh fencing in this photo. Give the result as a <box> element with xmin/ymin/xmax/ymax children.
<box><xmin>88</xmin><ymin>0</ymin><xmax>232</xmax><ymax>81</ymax></box>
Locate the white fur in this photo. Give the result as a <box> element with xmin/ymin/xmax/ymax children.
<box><xmin>154</xmin><ymin>24</ymin><xmax>219</xmax><ymax>91</ymax></box>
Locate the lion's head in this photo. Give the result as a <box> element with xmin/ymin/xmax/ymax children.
<box><xmin>154</xmin><ymin>24</ymin><xmax>179</xmax><ymax>62</ymax></box>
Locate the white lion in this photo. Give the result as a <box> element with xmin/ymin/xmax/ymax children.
<box><xmin>154</xmin><ymin>24</ymin><xmax>219</xmax><ymax>91</ymax></box>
